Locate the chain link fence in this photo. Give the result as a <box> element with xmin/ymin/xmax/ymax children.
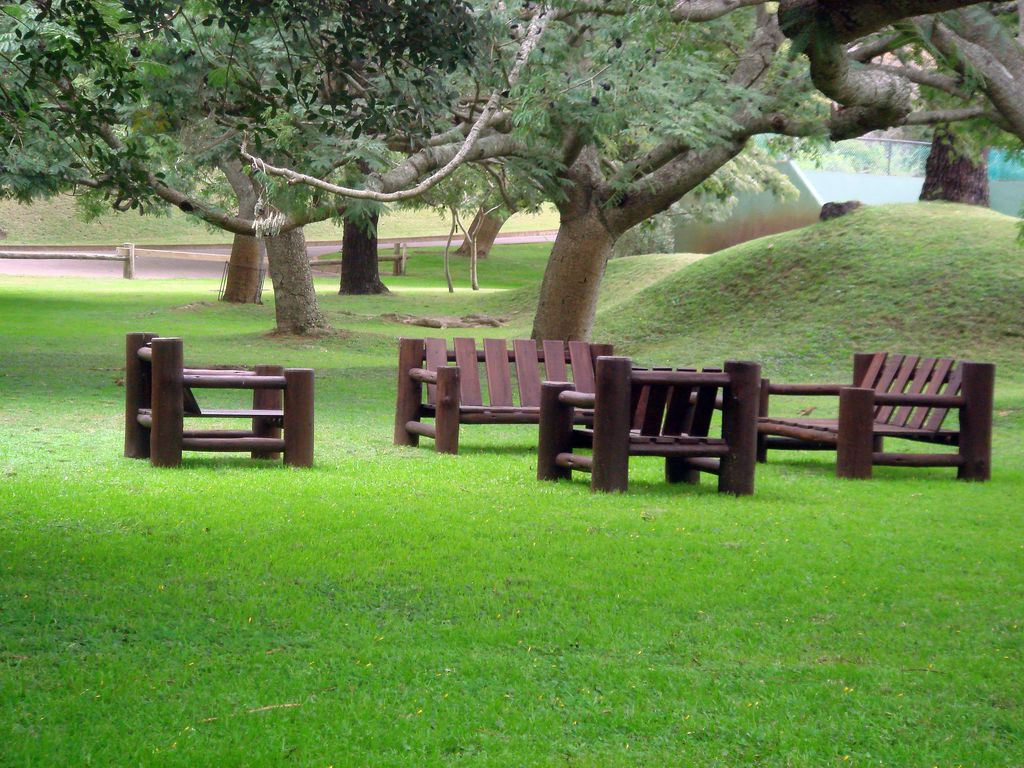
<box><xmin>795</xmin><ymin>137</ymin><xmax>1024</xmax><ymax>180</ymax></box>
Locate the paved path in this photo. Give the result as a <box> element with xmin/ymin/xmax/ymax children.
<box><xmin>0</xmin><ymin>231</ymin><xmax>558</xmax><ymax>279</ymax></box>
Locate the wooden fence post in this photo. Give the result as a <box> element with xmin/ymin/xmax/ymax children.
<box><xmin>120</xmin><ymin>242</ymin><xmax>136</xmax><ymax>279</ymax></box>
<box><xmin>434</xmin><ymin>366</ymin><xmax>461</xmax><ymax>454</ymax></box>
<box><xmin>719</xmin><ymin>361</ymin><xmax>761</xmax><ymax>495</ymax></box>
<box><xmin>836</xmin><ymin>387</ymin><xmax>875</xmax><ymax>479</ymax></box>
<box><xmin>537</xmin><ymin>382</ymin><xmax>576</xmax><ymax>481</ymax></box>
<box><xmin>591</xmin><ymin>356</ymin><xmax>632</xmax><ymax>493</ymax></box>
<box><xmin>150</xmin><ymin>337</ymin><xmax>184</xmax><ymax>467</ymax></box>
<box><xmin>394</xmin><ymin>338</ymin><xmax>425</xmax><ymax>446</ymax></box>
<box><xmin>391</xmin><ymin>243</ymin><xmax>403</xmax><ymax>276</ymax></box>
<box><xmin>124</xmin><ymin>332</ymin><xmax>157</xmax><ymax>458</ymax></box>
<box><xmin>756</xmin><ymin>376</ymin><xmax>770</xmax><ymax>463</ymax></box>
<box><xmin>957</xmin><ymin>361</ymin><xmax>994</xmax><ymax>481</ymax></box>
<box><xmin>283</xmin><ymin>368</ymin><xmax>315</xmax><ymax>467</ymax></box>
<box><xmin>252</xmin><ymin>364</ymin><xmax>284</xmax><ymax>460</ymax></box>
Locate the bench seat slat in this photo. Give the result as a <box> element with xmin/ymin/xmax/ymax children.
<box><xmin>542</xmin><ymin>340</ymin><xmax>568</xmax><ymax>382</ymax></box>
<box><xmin>514</xmin><ymin>339</ymin><xmax>542</xmax><ymax>408</ymax></box>
<box><xmin>876</xmin><ymin>355</ymin><xmax>918</xmax><ymax>422</ymax></box>
<box><xmin>484</xmin><ymin>339</ymin><xmax>513</xmax><ymax>406</ymax></box>
<box><xmin>892</xmin><ymin>357</ymin><xmax>937</xmax><ymax>427</ymax></box>
<box><xmin>568</xmin><ymin>341</ymin><xmax>596</xmax><ymax>393</ymax></box>
<box><xmin>454</xmin><ymin>338</ymin><xmax>483</xmax><ymax>407</ymax></box>
<box><xmin>423</xmin><ymin>337</ymin><xmax>449</xmax><ymax>405</ymax></box>
<box><xmin>924</xmin><ymin>363</ymin><xmax>963</xmax><ymax>432</ymax></box>
<box><xmin>760</xmin><ymin>416</ymin><xmax>958</xmax><ymax>441</ymax></box>
<box><xmin>856</xmin><ymin>352</ymin><xmax>887</xmax><ymax>389</ymax></box>
<box><xmin>907</xmin><ymin>358</ymin><xmax>954</xmax><ymax>429</ymax></box>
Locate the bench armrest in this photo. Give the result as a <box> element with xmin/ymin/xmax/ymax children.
<box><xmin>559</xmin><ymin>389</ymin><xmax>595</xmax><ymax>408</ymax></box>
<box><xmin>767</xmin><ymin>383</ymin><xmax>844</xmax><ymax>396</ymax></box>
<box><xmin>858</xmin><ymin>390</ymin><xmax>965</xmax><ymax>408</ymax></box>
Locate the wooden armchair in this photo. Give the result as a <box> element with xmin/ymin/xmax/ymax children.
<box><xmin>538</xmin><ymin>356</ymin><xmax>762</xmax><ymax>494</ymax></box>
<box><xmin>757</xmin><ymin>352</ymin><xmax>994</xmax><ymax>480</ymax></box>
<box><xmin>124</xmin><ymin>333</ymin><xmax>314</xmax><ymax>468</ymax></box>
<box><xmin>394</xmin><ymin>337</ymin><xmax>613</xmax><ymax>454</ymax></box>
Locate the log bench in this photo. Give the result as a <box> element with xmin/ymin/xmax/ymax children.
<box><xmin>757</xmin><ymin>352</ymin><xmax>994</xmax><ymax>480</ymax></box>
<box><xmin>124</xmin><ymin>332</ymin><xmax>314</xmax><ymax>467</ymax></box>
<box><xmin>393</xmin><ymin>337</ymin><xmax>613</xmax><ymax>454</ymax></box>
<box><xmin>538</xmin><ymin>356</ymin><xmax>762</xmax><ymax>494</ymax></box>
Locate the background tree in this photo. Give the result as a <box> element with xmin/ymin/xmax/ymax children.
<box><xmin>920</xmin><ymin>124</ymin><xmax>990</xmax><ymax>205</ymax></box>
<box><xmin>0</xmin><ymin>0</ymin><xmax>544</xmax><ymax>332</ymax></box>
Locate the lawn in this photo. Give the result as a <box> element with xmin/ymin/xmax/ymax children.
<box><xmin>1</xmin><ymin>211</ymin><xmax>1022</xmax><ymax>766</ymax></box>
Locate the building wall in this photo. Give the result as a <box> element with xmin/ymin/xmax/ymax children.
<box><xmin>673</xmin><ymin>162</ymin><xmax>1023</xmax><ymax>254</ymax></box>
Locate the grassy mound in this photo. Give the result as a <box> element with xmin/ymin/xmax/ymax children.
<box><xmin>597</xmin><ymin>203</ymin><xmax>1024</xmax><ymax>372</ymax></box>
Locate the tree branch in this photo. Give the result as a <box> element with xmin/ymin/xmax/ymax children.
<box><xmin>241</xmin><ymin>7</ymin><xmax>552</xmax><ymax>204</ymax></box>
<box><xmin>670</xmin><ymin>0</ymin><xmax>766</xmax><ymax>23</ymax></box>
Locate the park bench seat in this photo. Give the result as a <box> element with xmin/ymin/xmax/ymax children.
<box><xmin>394</xmin><ymin>337</ymin><xmax>613</xmax><ymax>454</ymax></box>
<box><xmin>538</xmin><ymin>357</ymin><xmax>762</xmax><ymax>494</ymax></box>
<box><xmin>757</xmin><ymin>352</ymin><xmax>994</xmax><ymax>479</ymax></box>
<box><xmin>124</xmin><ymin>332</ymin><xmax>314</xmax><ymax>467</ymax></box>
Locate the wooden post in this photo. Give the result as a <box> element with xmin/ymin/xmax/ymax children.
<box><xmin>957</xmin><ymin>361</ymin><xmax>994</xmax><ymax>481</ymax></box>
<box><xmin>124</xmin><ymin>332</ymin><xmax>157</xmax><ymax>458</ymax></box>
<box><xmin>392</xmin><ymin>243</ymin><xmax>402</xmax><ymax>276</ymax></box>
<box><xmin>283</xmin><ymin>368</ymin><xmax>315</xmax><ymax>467</ymax></box>
<box><xmin>719</xmin><ymin>361</ymin><xmax>761</xmax><ymax>495</ymax></box>
<box><xmin>756</xmin><ymin>376</ymin><xmax>770</xmax><ymax>463</ymax></box>
<box><xmin>120</xmin><ymin>242</ymin><xmax>136</xmax><ymax>279</ymax></box>
<box><xmin>149</xmin><ymin>337</ymin><xmax>184</xmax><ymax>467</ymax></box>
<box><xmin>434</xmin><ymin>366</ymin><xmax>461</xmax><ymax>454</ymax></box>
<box><xmin>591</xmin><ymin>356</ymin><xmax>633</xmax><ymax>493</ymax></box>
<box><xmin>252</xmin><ymin>364</ymin><xmax>284</xmax><ymax>460</ymax></box>
<box><xmin>394</xmin><ymin>338</ymin><xmax>425</xmax><ymax>446</ymax></box>
<box><xmin>538</xmin><ymin>382</ymin><xmax>576</xmax><ymax>481</ymax></box>
<box><xmin>852</xmin><ymin>352</ymin><xmax>875</xmax><ymax>386</ymax></box>
<box><xmin>401</xmin><ymin>244</ymin><xmax>408</xmax><ymax>275</ymax></box>
<box><xmin>665</xmin><ymin>457</ymin><xmax>701</xmax><ymax>485</ymax></box>
<box><xmin>837</xmin><ymin>387</ymin><xmax>875</xmax><ymax>479</ymax></box>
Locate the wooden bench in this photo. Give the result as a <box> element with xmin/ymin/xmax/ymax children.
<box><xmin>124</xmin><ymin>333</ymin><xmax>315</xmax><ymax>467</ymax></box>
<box><xmin>757</xmin><ymin>352</ymin><xmax>994</xmax><ymax>480</ymax></box>
<box><xmin>393</xmin><ymin>337</ymin><xmax>613</xmax><ymax>454</ymax></box>
<box><xmin>538</xmin><ymin>356</ymin><xmax>762</xmax><ymax>494</ymax></box>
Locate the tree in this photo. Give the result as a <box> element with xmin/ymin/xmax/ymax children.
<box><xmin>920</xmin><ymin>125</ymin><xmax>990</xmax><ymax>205</ymax></box>
<box><xmin>454</xmin><ymin>207</ymin><xmax>508</xmax><ymax>259</ymax></box>
<box><xmin>0</xmin><ymin>1</ymin><xmax>543</xmax><ymax>332</ymax></box>
<box><xmin>340</xmin><ymin>206</ymin><xmax>388</xmax><ymax>295</ymax></box>
<box><xmin>523</xmin><ymin>0</ymin><xmax>1000</xmax><ymax>339</ymax></box>
<box><xmin>219</xmin><ymin>158</ymin><xmax>265</xmax><ymax>304</ymax></box>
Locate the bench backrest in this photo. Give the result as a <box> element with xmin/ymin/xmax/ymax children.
<box><xmin>421</xmin><ymin>337</ymin><xmax>613</xmax><ymax>407</ymax></box>
<box><xmin>855</xmin><ymin>352</ymin><xmax>963</xmax><ymax>430</ymax></box>
<box><xmin>628</xmin><ymin>368</ymin><xmax>727</xmax><ymax>438</ymax></box>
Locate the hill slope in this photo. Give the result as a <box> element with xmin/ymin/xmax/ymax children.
<box><xmin>597</xmin><ymin>203</ymin><xmax>1024</xmax><ymax>372</ymax></box>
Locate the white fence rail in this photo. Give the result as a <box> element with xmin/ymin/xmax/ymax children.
<box><xmin>0</xmin><ymin>243</ymin><xmax>136</xmax><ymax>278</ymax></box>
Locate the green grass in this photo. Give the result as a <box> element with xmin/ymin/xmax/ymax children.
<box><xmin>2</xmin><ymin>206</ymin><xmax>1023</xmax><ymax>766</ymax></box>
<box><xmin>597</xmin><ymin>203</ymin><xmax>1024</xmax><ymax>376</ymax></box>
<box><xmin>0</xmin><ymin>195</ymin><xmax>560</xmax><ymax>246</ymax></box>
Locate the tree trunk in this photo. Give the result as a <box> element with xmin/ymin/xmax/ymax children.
<box><xmin>920</xmin><ymin>125</ymin><xmax>989</xmax><ymax>206</ymax></box>
<box><xmin>219</xmin><ymin>158</ymin><xmax>263</xmax><ymax>304</ymax></box>
<box><xmin>265</xmin><ymin>227</ymin><xmax>328</xmax><ymax>335</ymax></box>
<box><xmin>531</xmin><ymin>208</ymin><xmax>618</xmax><ymax>341</ymax></box>
<box><xmin>221</xmin><ymin>234</ymin><xmax>263</xmax><ymax>302</ymax></box>
<box><xmin>455</xmin><ymin>208</ymin><xmax>508</xmax><ymax>259</ymax></box>
<box><xmin>340</xmin><ymin>211</ymin><xmax>389</xmax><ymax>295</ymax></box>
